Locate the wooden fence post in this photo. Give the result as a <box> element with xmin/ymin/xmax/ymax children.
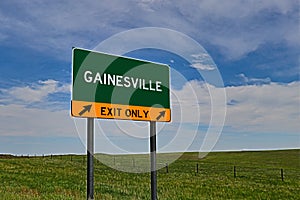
<box><xmin>234</xmin><ymin>166</ymin><xmax>237</xmax><ymax>178</ymax></box>
<box><xmin>281</xmin><ymin>169</ymin><xmax>284</xmax><ymax>181</ymax></box>
<box><xmin>166</xmin><ymin>163</ymin><xmax>169</xmax><ymax>173</ymax></box>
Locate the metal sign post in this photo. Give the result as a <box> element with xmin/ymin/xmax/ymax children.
<box><xmin>87</xmin><ymin>118</ymin><xmax>94</xmax><ymax>200</ymax></box>
<box><xmin>150</xmin><ymin>121</ymin><xmax>157</xmax><ymax>200</ymax></box>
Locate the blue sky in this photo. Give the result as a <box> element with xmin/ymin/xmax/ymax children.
<box><xmin>0</xmin><ymin>0</ymin><xmax>299</xmax><ymax>155</ymax></box>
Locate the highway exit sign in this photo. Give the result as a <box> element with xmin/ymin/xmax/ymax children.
<box><xmin>71</xmin><ymin>48</ymin><xmax>171</xmax><ymax>122</ymax></box>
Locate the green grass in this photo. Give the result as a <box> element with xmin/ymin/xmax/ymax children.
<box><xmin>0</xmin><ymin>149</ymin><xmax>299</xmax><ymax>199</ymax></box>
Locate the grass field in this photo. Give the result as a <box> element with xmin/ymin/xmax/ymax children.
<box><xmin>0</xmin><ymin>149</ymin><xmax>299</xmax><ymax>199</ymax></box>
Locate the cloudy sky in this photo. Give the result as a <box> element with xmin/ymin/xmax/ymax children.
<box><xmin>0</xmin><ymin>0</ymin><xmax>299</xmax><ymax>155</ymax></box>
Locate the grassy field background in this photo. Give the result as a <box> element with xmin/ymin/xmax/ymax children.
<box><xmin>0</xmin><ymin>149</ymin><xmax>299</xmax><ymax>199</ymax></box>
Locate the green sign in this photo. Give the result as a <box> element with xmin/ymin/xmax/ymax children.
<box><xmin>71</xmin><ymin>48</ymin><xmax>171</xmax><ymax>122</ymax></box>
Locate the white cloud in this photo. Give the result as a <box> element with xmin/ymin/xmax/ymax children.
<box><xmin>0</xmin><ymin>0</ymin><xmax>298</xmax><ymax>60</ymax></box>
<box><xmin>1</xmin><ymin>79</ymin><xmax>70</xmax><ymax>104</ymax></box>
<box><xmin>225</xmin><ymin>81</ymin><xmax>300</xmax><ymax>133</ymax></box>
<box><xmin>190</xmin><ymin>63</ymin><xmax>215</xmax><ymax>71</ymax></box>
<box><xmin>190</xmin><ymin>53</ymin><xmax>216</xmax><ymax>71</ymax></box>
<box><xmin>236</xmin><ymin>73</ymin><xmax>272</xmax><ymax>85</ymax></box>
<box><xmin>172</xmin><ymin>80</ymin><xmax>300</xmax><ymax>134</ymax></box>
<box><xmin>175</xmin><ymin>0</ymin><xmax>299</xmax><ymax>59</ymax></box>
<box><xmin>0</xmin><ymin>1</ymin><xmax>298</xmax><ymax>153</ymax></box>
<box><xmin>0</xmin><ymin>79</ymin><xmax>298</xmax><ymax>152</ymax></box>
<box><xmin>0</xmin><ymin>104</ymin><xmax>76</xmax><ymax>137</ymax></box>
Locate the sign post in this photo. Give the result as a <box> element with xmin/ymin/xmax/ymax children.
<box><xmin>71</xmin><ymin>47</ymin><xmax>171</xmax><ymax>200</ymax></box>
<box><xmin>150</xmin><ymin>121</ymin><xmax>157</xmax><ymax>200</ymax></box>
<box><xmin>87</xmin><ymin>118</ymin><xmax>94</xmax><ymax>200</ymax></box>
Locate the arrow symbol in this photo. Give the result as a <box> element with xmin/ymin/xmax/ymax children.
<box><xmin>79</xmin><ymin>104</ymin><xmax>92</xmax><ymax>116</ymax></box>
<box><xmin>156</xmin><ymin>110</ymin><xmax>166</xmax><ymax>121</ymax></box>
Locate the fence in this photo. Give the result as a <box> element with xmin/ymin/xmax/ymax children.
<box><xmin>159</xmin><ymin>161</ymin><xmax>300</xmax><ymax>182</ymax></box>
<box><xmin>7</xmin><ymin>154</ymin><xmax>300</xmax><ymax>182</ymax></box>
